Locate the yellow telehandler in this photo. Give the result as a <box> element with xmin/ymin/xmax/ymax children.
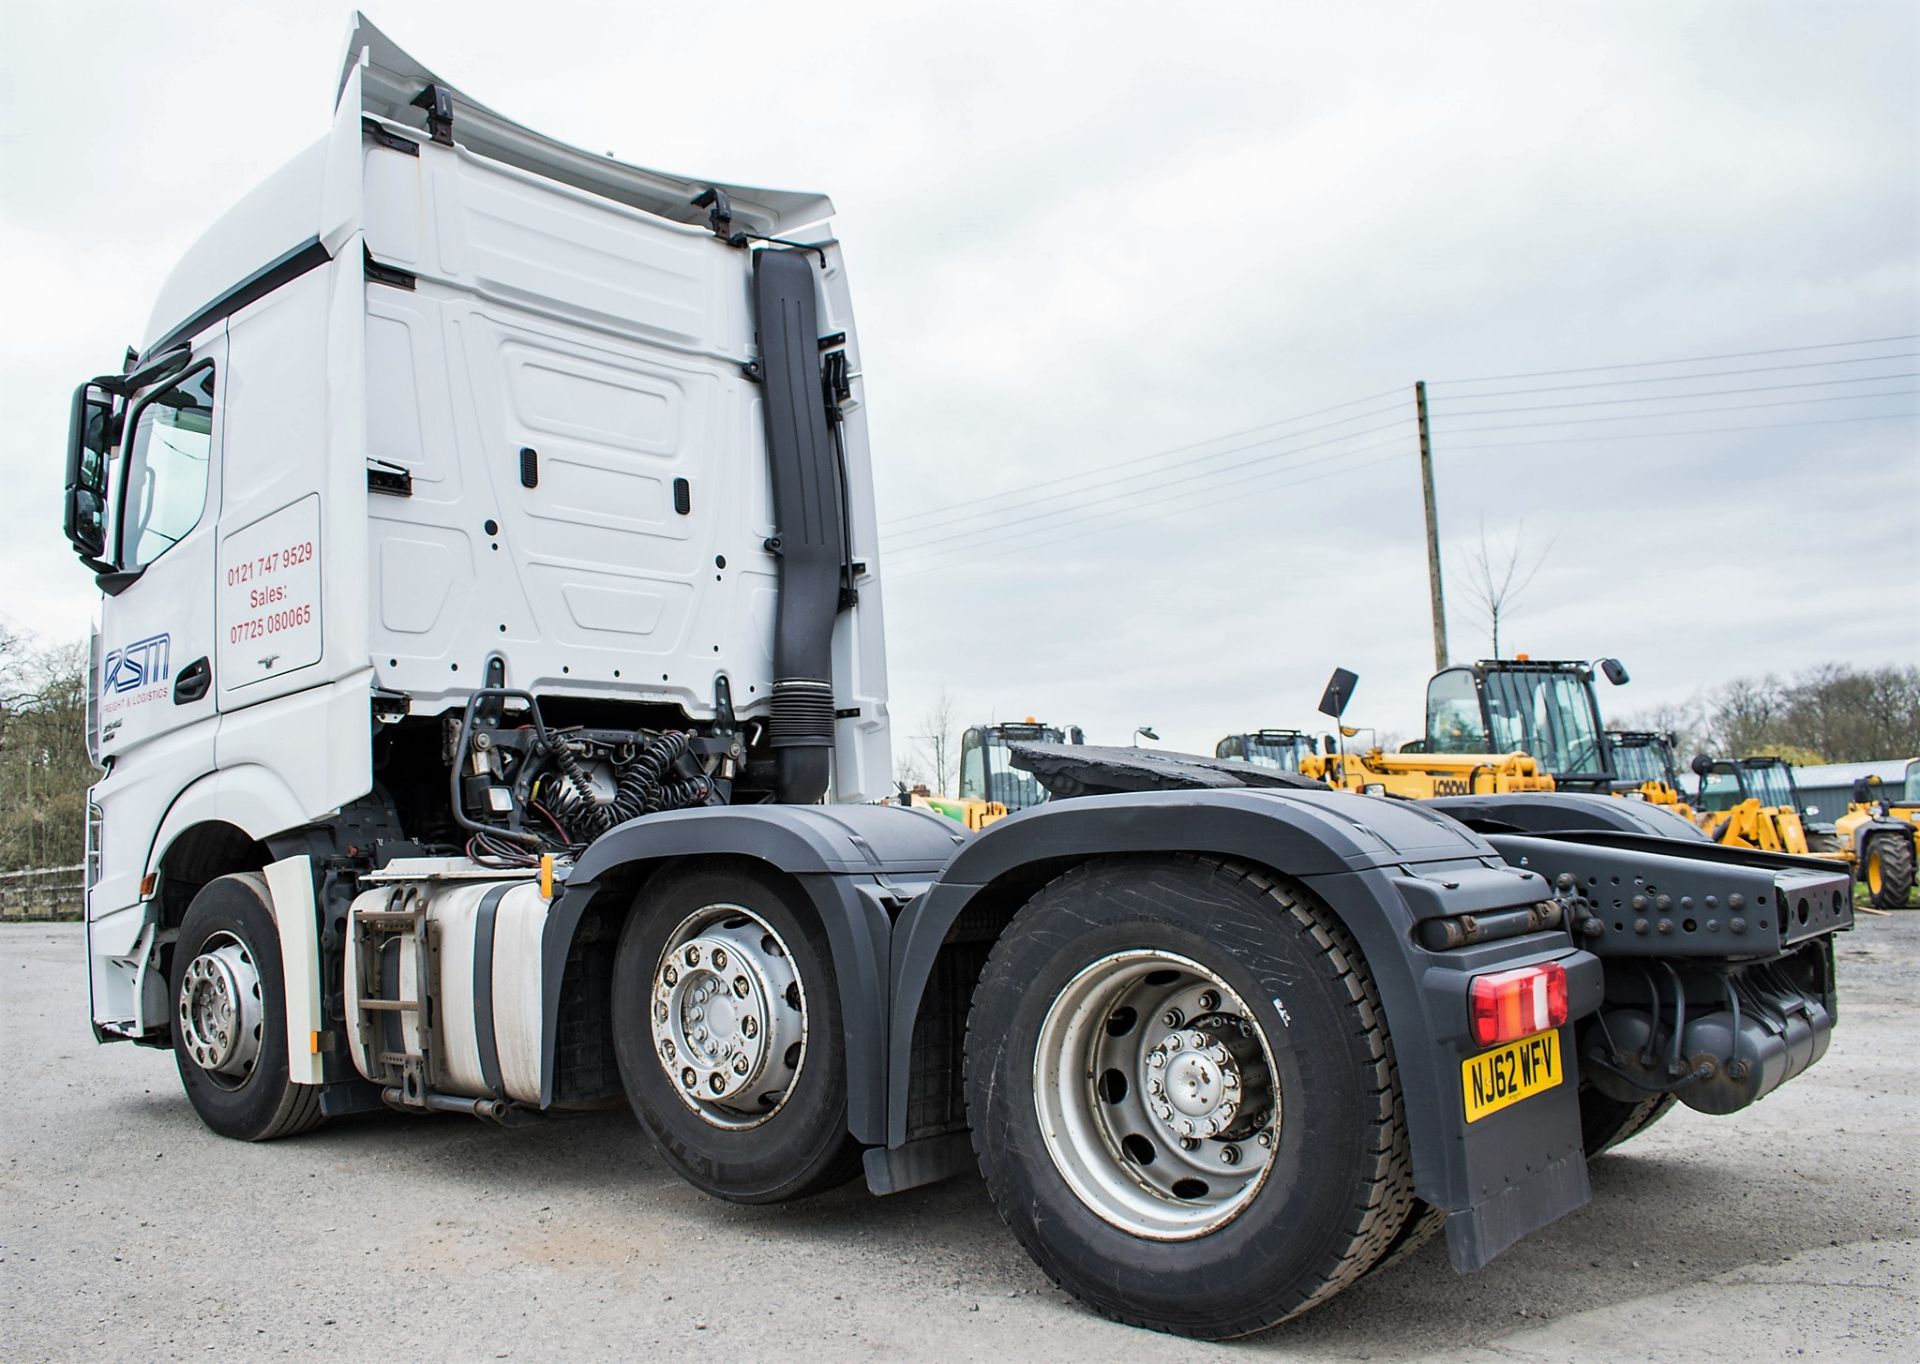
<box><xmin>908</xmin><ymin>718</ymin><xmax>1085</xmax><ymax>830</ymax></box>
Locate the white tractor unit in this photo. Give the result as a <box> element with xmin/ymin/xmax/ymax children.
<box><xmin>62</xmin><ymin>16</ymin><xmax>1853</xmax><ymax>1338</ymax></box>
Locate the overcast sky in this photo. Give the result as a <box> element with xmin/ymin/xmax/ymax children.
<box><xmin>2</xmin><ymin>1</ymin><xmax>1915</xmax><ymax>765</ymax></box>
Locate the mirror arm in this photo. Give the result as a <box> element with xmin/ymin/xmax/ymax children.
<box><xmin>95</xmin><ymin>565</ymin><xmax>146</xmax><ymax>597</ymax></box>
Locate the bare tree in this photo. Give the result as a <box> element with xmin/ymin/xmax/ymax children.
<box><xmin>1452</xmin><ymin>519</ymin><xmax>1556</xmax><ymax>658</ymax></box>
<box><xmin>915</xmin><ymin>687</ymin><xmax>958</xmax><ymax>795</ymax></box>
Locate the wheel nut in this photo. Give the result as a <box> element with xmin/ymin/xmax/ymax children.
<box><xmin>708</xmin><ymin>1073</ymin><xmax>726</xmax><ymax>1094</ymax></box>
<box><xmin>712</xmin><ymin>948</ymin><xmax>728</xmax><ymax>971</ymax></box>
<box><xmin>685</xmin><ymin>946</ymin><xmax>701</xmax><ymax>967</ymax></box>
<box><xmin>681</xmin><ymin>1066</ymin><xmax>697</xmax><ymax>1089</ymax></box>
<box><xmin>1220</xmin><ymin>1144</ymin><xmax>1241</xmax><ymax>1166</ymax></box>
<box><xmin>1162</xmin><ymin>1008</ymin><xmax>1184</xmax><ymax>1027</ymax></box>
<box><xmin>1147</xmin><ymin>1051</ymin><xmax>1166</xmax><ymax>1069</ymax></box>
<box><xmin>664</xmin><ymin>965</ymin><xmax>679</xmax><ymax>987</ymax></box>
<box><xmin>654</xmin><ymin>1001</ymin><xmax>668</xmax><ymax>1023</ymax></box>
<box><xmin>1178</xmin><ymin>1119</ymin><xmax>1196</xmax><ymax>1138</ymax></box>
<box><xmin>1197</xmin><ymin>990</ymin><xmax>1220</xmax><ymax>1012</ymax></box>
<box><xmin>1178</xmin><ymin>1137</ymin><xmax>1198</xmax><ymax>1151</ymax></box>
<box><xmin>732</xmin><ymin>1054</ymin><xmax>750</xmax><ymax>1075</ymax></box>
<box><xmin>733</xmin><ymin>976</ymin><xmax>750</xmax><ymax>998</ymax></box>
<box><xmin>742</xmin><ymin>1016</ymin><xmax>758</xmax><ymax>1038</ymax></box>
<box><xmin>661</xmin><ymin>1039</ymin><xmax>676</xmax><ymax>1061</ymax></box>
<box><xmin>1257</xmin><ymin>1130</ymin><xmax>1273</xmax><ymax>1148</ymax></box>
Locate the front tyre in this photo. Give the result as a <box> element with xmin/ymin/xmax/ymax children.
<box><xmin>1864</xmin><ymin>832</ymin><xmax>1915</xmax><ymax>909</ymax></box>
<box><xmin>170</xmin><ymin>872</ymin><xmax>325</xmax><ymax>1141</ymax></box>
<box><xmin>965</xmin><ymin>857</ymin><xmax>1413</xmax><ymax>1338</ymax></box>
<box><xmin>610</xmin><ymin>866</ymin><xmax>861</xmax><ymax>1204</ymax></box>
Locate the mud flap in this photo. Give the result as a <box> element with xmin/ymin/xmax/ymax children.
<box><xmin>1446</xmin><ymin>1146</ymin><xmax>1591</xmax><ymax>1271</ymax></box>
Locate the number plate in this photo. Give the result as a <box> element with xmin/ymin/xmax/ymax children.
<box><xmin>1461</xmin><ymin>1029</ymin><xmax>1562</xmax><ymax>1123</ymax></box>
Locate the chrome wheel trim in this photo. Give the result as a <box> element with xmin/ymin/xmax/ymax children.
<box><xmin>1033</xmin><ymin>949</ymin><xmax>1280</xmax><ymax>1240</ymax></box>
<box><xmin>651</xmin><ymin>903</ymin><xmax>808</xmax><ymax>1130</ymax></box>
<box><xmin>177</xmin><ymin>932</ymin><xmax>265</xmax><ymax>1090</ymax></box>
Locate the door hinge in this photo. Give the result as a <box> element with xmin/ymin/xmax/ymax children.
<box><xmin>362</xmin><ymin>118</ymin><xmax>420</xmax><ymax>156</ymax></box>
<box><xmin>367</xmin><ymin>460</ymin><xmax>414</xmax><ymax>497</ymax></box>
<box><xmin>364</xmin><ymin>245</ymin><xmax>417</xmax><ymax>291</ymax></box>
<box><xmin>411</xmin><ymin>84</ymin><xmax>454</xmax><ymax>146</ymax></box>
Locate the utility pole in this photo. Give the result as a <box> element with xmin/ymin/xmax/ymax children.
<box><xmin>1415</xmin><ymin>380</ymin><xmax>1449</xmax><ymax>671</ymax></box>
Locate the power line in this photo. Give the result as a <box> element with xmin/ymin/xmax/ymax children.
<box><xmin>878</xmin><ymin>385</ymin><xmax>1405</xmax><ymax>530</ymax></box>
<box><xmin>879</xmin><ymin>399</ymin><xmax>1410</xmax><ymax>542</ymax></box>
<box><xmin>1435</xmin><ymin>388</ymin><xmax>1917</xmax><ymax>435</ymax></box>
<box><xmin>1426</xmin><ymin>352</ymin><xmax>1918</xmax><ymax>401</ymax></box>
<box><xmin>1434</xmin><ymin>334</ymin><xmax>1920</xmax><ymax>385</ymax></box>
<box><xmin>892</xmin><ymin>448</ymin><xmax>1411</xmax><ymax>580</ymax></box>
<box><xmin>889</xmin><ymin>435</ymin><xmax>1411</xmax><ymax>570</ymax></box>
<box><xmin>1441</xmin><ymin>409</ymin><xmax>1915</xmax><ymax>451</ymax></box>
<box><xmin>885</xmin><ymin>418</ymin><xmax>1412</xmax><ymax>560</ymax></box>
<box><xmin>1435</xmin><ymin>373</ymin><xmax>1920</xmax><ymax>418</ymax></box>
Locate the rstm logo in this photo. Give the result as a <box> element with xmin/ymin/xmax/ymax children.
<box><xmin>104</xmin><ymin>633</ymin><xmax>171</xmax><ymax>694</ymax></box>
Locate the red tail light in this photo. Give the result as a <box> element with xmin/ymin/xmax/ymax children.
<box><xmin>1468</xmin><ymin>963</ymin><xmax>1568</xmax><ymax>1047</ymax></box>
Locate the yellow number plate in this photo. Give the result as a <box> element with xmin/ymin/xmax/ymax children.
<box><xmin>1461</xmin><ymin>1029</ymin><xmax>1562</xmax><ymax>1123</ymax></box>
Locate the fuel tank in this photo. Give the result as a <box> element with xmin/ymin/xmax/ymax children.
<box><xmin>345</xmin><ymin>863</ymin><xmax>551</xmax><ymax>1105</ymax></box>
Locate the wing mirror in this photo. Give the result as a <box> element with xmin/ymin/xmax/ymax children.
<box><xmin>1318</xmin><ymin>667</ymin><xmax>1359</xmax><ymax>719</ymax></box>
<box><xmin>64</xmin><ymin>381</ymin><xmax>118</xmax><ymax>567</ymax></box>
<box><xmin>1597</xmin><ymin>657</ymin><xmax>1630</xmax><ymax>686</ymax></box>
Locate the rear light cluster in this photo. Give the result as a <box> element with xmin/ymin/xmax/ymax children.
<box><xmin>1468</xmin><ymin>963</ymin><xmax>1568</xmax><ymax>1047</ymax></box>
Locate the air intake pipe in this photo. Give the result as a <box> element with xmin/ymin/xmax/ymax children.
<box><xmin>751</xmin><ymin>249</ymin><xmax>845</xmax><ymax>804</ymax></box>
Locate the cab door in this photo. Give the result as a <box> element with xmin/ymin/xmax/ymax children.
<box><xmin>95</xmin><ymin>328</ymin><xmax>227</xmax><ymax>767</ymax></box>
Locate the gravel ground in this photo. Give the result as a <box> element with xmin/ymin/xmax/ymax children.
<box><xmin>2</xmin><ymin>915</ymin><xmax>1915</xmax><ymax>1361</ymax></box>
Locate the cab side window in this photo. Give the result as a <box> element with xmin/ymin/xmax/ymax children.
<box><xmin>1426</xmin><ymin>668</ymin><xmax>1487</xmax><ymax>754</ymax></box>
<box><xmin>958</xmin><ymin>733</ymin><xmax>986</xmax><ymax>802</ymax></box>
<box><xmin>119</xmin><ymin>364</ymin><xmax>215</xmax><ymax>569</ymax></box>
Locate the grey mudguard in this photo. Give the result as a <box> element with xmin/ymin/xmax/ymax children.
<box><xmin>1428</xmin><ymin>791</ymin><xmax>1710</xmax><ymax>841</ymax></box>
<box><xmin>888</xmin><ymin>787</ymin><xmax>1602</xmax><ymax>1273</ymax></box>
<box><xmin>549</xmin><ymin>803</ymin><xmax>966</xmax><ymax>1137</ymax></box>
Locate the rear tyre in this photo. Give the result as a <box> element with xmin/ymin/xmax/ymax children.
<box><xmin>964</xmin><ymin>856</ymin><xmax>1413</xmax><ymax>1338</ymax></box>
<box><xmin>1579</xmin><ymin>1083</ymin><xmax>1675</xmax><ymax>1156</ymax></box>
<box><xmin>170</xmin><ymin>872</ymin><xmax>325</xmax><ymax>1141</ymax></box>
<box><xmin>610</xmin><ymin>866</ymin><xmax>862</xmax><ymax>1204</ymax></box>
<box><xmin>1864</xmin><ymin>833</ymin><xmax>1915</xmax><ymax>910</ymax></box>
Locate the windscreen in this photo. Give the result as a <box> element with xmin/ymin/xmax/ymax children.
<box><xmin>1906</xmin><ymin>760</ymin><xmax>1920</xmax><ymax>804</ymax></box>
<box><xmin>1697</xmin><ymin>766</ymin><xmax>1748</xmax><ymax>813</ymax></box>
<box><xmin>1243</xmin><ymin>737</ymin><xmax>1309</xmax><ymax>771</ymax></box>
<box><xmin>1747</xmin><ymin>763</ymin><xmax>1796</xmax><ymax>809</ymax></box>
<box><xmin>986</xmin><ymin>728</ymin><xmax>1061</xmax><ymax>810</ymax></box>
<box><xmin>1482</xmin><ymin>669</ymin><xmax>1605</xmax><ymax>775</ymax></box>
<box><xmin>1611</xmin><ymin>740</ymin><xmax>1672</xmax><ymax>786</ymax></box>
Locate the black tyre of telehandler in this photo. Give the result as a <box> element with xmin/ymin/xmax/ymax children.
<box><xmin>1864</xmin><ymin>832</ymin><xmax>1915</xmax><ymax>910</ymax></box>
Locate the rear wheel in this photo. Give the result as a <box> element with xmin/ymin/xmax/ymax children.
<box><xmin>1579</xmin><ymin>1083</ymin><xmax>1675</xmax><ymax>1156</ymax></box>
<box><xmin>964</xmin><ymin>856</ymin><xmax>1412</xmax><ymax>1338</ymax></box>
<box><xmin>1864</xmin><ymin>833</ymin><xmax>1915</xmax><ymax>910</ymax></box>
<box><xmin>610</xmin><ymin>866</ymin><xmax>861</xmax><ymax>1203</ymax></box>
<box><xmin>170</xmin><ymin>872</ymin><xmax>325</xmax><ymax>1141</ymax></box>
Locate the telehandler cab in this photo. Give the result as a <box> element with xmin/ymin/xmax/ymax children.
<box><xmin>1215</xmin><ymin>729</ymin><xmax>1317</xmax><ymax>772</ymax></box>
<box><xmin>60</xmin><ymin>15</ymin><xmax>1855</xmax><ymax>1338</ymax></box>
<box><xmin>1694</xmin><ymin>756</ymin><xmax>1914</xmax><ymax>907</ymax></box>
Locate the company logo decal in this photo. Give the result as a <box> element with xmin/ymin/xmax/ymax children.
<box><xmin>103</xmin><ymin>633</ymin><xmax>171</xmax><ymax>696</ymax></box>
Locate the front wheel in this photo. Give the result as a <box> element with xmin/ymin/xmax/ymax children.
<box><xmin>610</xmin><ymin>865</ymin><xmax>861</xmax><ymax>1204</ymax></box>
<box><xmin>170</xmin><ymin>872</ymin><xmax>325</xmax><ymax>1141</ymax></box>
<box><xmin>1864</xmin><ymin>832</ymin><xmax>1915</xmax><ymax>910</ymax></box>
<box><xmin>964</xmin><ymin>856</ymin><xmax>1413</xmax><ymax>1338</ymax></box>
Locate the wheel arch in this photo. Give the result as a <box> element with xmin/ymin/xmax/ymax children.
<box><xmin>545</xmin><ymin>803</ymin><xmax>963</xmax><ymax>1134</ymax></box>
<box><xmin>884</xmin><ymin>791</ymin><xmax>1539</xmax><ymax>1196</ymax></box>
